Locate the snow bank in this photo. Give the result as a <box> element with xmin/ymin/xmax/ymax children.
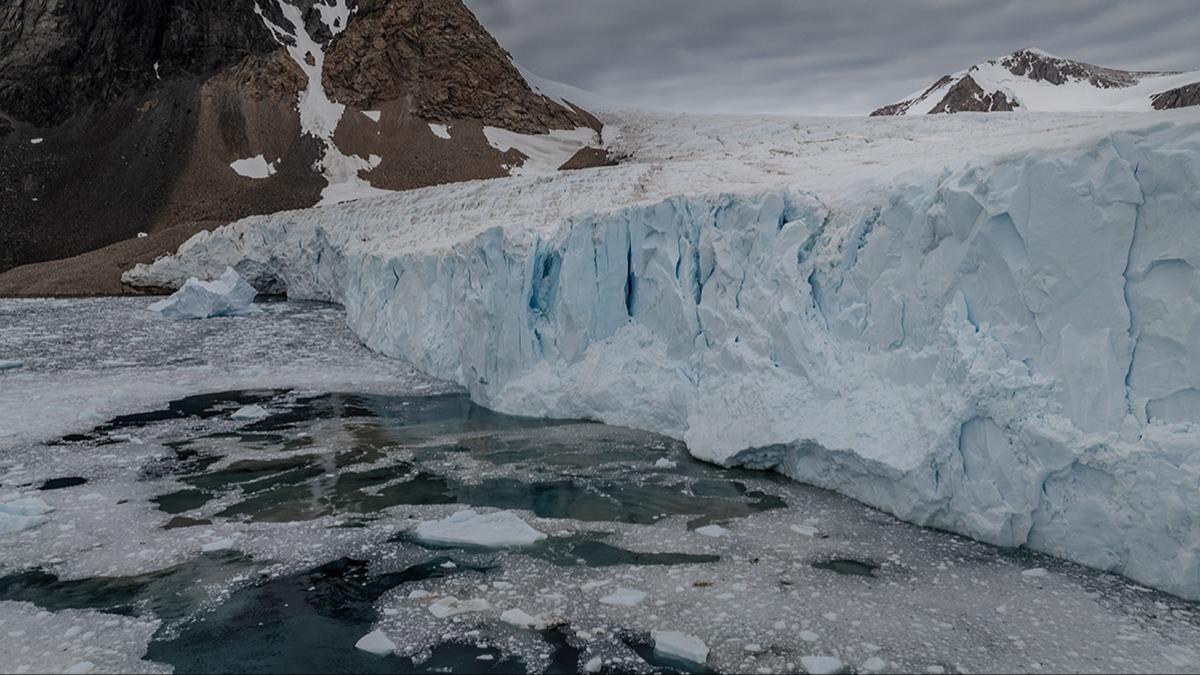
<box><xmin>125</xmin><ymin>111</ymin><xmax>1200</xmax><ymax>599</ymax></box>
<box><xmin>147</xmin><ymin>267</ymin><xmax>258</xmax><ymax>320</ymax></box>
<box><xmin>483</xmin><ymin>126</ymin><xmax>600</xmax><ymax>175</ymax></box>
<box><xmin>413</xmin><ymin>509</ymin><xmax>546</xmax><ymax>548</ymax></box>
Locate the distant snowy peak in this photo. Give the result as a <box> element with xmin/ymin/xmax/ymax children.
<box><xmin>872</xmin><ymin>48</ymin><xmax>1200</xmax><ymax>115</ymax></box>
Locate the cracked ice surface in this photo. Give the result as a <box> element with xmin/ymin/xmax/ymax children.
<box><xmin>0</xmin><ymin>298</ymin><xmax>453</xmax><ymax>449</ymax></box>
<box><xmin>125</xmin><ymin>109</ymin><xmax>1200</xmax><ymax>600</ymax></box>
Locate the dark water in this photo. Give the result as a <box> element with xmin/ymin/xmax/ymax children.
<box><xmin>2</xmin><ymin>390</ymin><xmax>793</xmax><ymax>673</ymax></box>
<box><xmin>812</xmin><ymin>558</ymin><xmax>879</xmax><ymax>577</ymax></box>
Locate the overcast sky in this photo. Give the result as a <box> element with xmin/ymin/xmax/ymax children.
<box><xmin>464</xmin><ymin>0</ymin><xmax>1200</xmax><ymax>116</ymax></box>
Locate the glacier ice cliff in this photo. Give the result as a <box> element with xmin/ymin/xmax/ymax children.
<box><xmin>126</xmin><ymin>115</ymin><xmax>1200</xmax><ymax>599</ymax></box>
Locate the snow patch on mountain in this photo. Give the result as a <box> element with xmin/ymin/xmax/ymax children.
<box><xmin>126</xmin><ymin>109</ymin><xmax>1200</xmax><ymax>600</ymax></box>
<box><xmin>229</xmin><ymin>154</ymin><xmax>277</xmax><ymax>179</ymax></box>
<box><xmin>253</xmin><ymin>0</ymin><xmax>390</xmax><ymax>205</ymax></box>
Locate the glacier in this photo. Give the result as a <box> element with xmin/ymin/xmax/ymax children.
<box><xmin>125</xmin><ymin>110</ymin><xmax>1200</xmax><ymax>599</ymax></box>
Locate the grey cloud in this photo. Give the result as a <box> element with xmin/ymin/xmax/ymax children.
<box><xmin>464</xmin><ymin>0</ymin><xmax>1200</xmax><ymax>115</ymax></box>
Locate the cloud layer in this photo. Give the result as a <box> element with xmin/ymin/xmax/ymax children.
<box><xmin>465</xmin><ymin>0</ymin><xmax>1200</xmax><ymax>116</ymax></box>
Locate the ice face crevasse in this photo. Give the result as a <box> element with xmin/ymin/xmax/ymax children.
<box><xmin>125</xmin><ymin>122</ymin><xmax>1200</xmax><ymax>600</ymax></box>
<box><xmin>253</xmin><ymin>0</ymin><xmax>391</xmax><ymax>205</ymax></box>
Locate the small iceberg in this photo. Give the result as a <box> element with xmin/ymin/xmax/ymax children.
<box><xmin>148</xmin><ymin>267</ymin><xmax>259</xmax><ymax>320</ymax></box>
<box><xmin>413</xmin><ymin>509</ymin><xmax>546</xmax><ymax>548</ymax></box>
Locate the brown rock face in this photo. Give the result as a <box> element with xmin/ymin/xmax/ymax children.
<box><xmin>0</xmin><ymin>0</ymin><xmax>607</xmax><ymax>285</ymax></box>
<box><xmin>323</xmin><ymin>0</ymin><xmax>598</xmax><ymax>134</ymax></box>
<box><xmin>1152</xmin><ymin>82</ymin><xmax>1200</xmax><ymax>110</ymax></box>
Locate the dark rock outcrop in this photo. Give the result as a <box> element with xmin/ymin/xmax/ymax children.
<box><xmin>928</xmin><ymin>76</ymin><xmax>1018</xmax><ymax>114</ymax></box>
<box><xmin>1152</xmin><ymin>82</ymin><xmax>1200</xmax><ymax>110</ymax></box>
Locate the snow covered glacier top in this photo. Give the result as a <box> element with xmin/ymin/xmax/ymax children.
<box><xmin>127</xmin><ymin>107</ymin><xmax>1200</xmax><ymax>600</ymax></box>
<box><xmin>873</xmin><ymin>48</ymin><xmax>1200</xmax><ymax>115</ymax></box>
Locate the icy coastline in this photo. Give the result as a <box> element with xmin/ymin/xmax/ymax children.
<box><xmin>125</xmin><ymin>111</ymin><xmax>1200</xmax><ymax>599</ymax></box>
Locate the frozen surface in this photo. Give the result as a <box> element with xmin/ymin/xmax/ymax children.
<box><xmin>147</xmin><ymin>267</ymin><xmax>259</xmax><ymax>321</ymax></box>
<box><xmin>126</xmin><ymin>107</ymin><xmax>1200</xmax><ymax>599</ymax></box>
<box><xmin>428</xmin><ymin>123</ymin><xmax>451</xmax><ymax>140</ymax></box>
<box><xmin>0</xmin><ymin>602</ymin><xmax>166</xmax><ymax>675</ymax></box>
<box><xmin>0</xmin><ymin>298</ymin><xmax>453</xmax><ymax>449</ymax></box>
<box><xmin>0</xmin><ymin>298</ymin><xmax>1197</xmax><ymax>673</ymax></box>
<box><xmin>414</xmin><ymin>510</ymin><xmax>547</xmax><ymax>548</ymax></box>
<box><xmin>482</xmin><ymin>126</ymin><xmax>601</xmax><ymax>175</ymax></box>
<box><xmin>0</xmin><ymin>495</ymin><xmax>53</xmax><ymax>535</ymax></box>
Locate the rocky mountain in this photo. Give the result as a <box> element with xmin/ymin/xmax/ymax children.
<box><xmin>872</xmin><ymin>48</ymin><xmax>1200</xmax><ymax>116</ymax></box>
<box><xmin>0</xmin><ymin>0</ymin><xmax>607</xmax><ymax>289</ymax></box>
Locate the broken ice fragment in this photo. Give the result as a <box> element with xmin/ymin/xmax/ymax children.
<box><xmin>148</xmin><ymin>267</ymin><xmax>259</xmax><ymax>320</ymax></box>
<box><xmin>651</xmin><ymin>630</ymin><xmax>708</xmax><ymax>665</ymax></box>
<box><xmin>427</xmin><ymin>596</ymin><xmax>490</xmax><ymax>618</ymax></box>
<box><xmin>599</xmin><ymin>588</ymin><xmax>647</xmax><ymax>606</ymax></box>
<box><xmin>231</xmin><ymin>405</ymin><xmax>270</xmax><ymax>421</ymax></box>
<box><xmin>694</xmin><ymin>524</ymin><xmax>728</xmax><ymax>537</ymax></box>
<box><xmin>354</xmin><ymin>629</ymin><xmax>396</xmax><ymax>656</ymax></box>
<box><xmin>414</xmin><ymin>509</ymin><xmax>546</xmax><ymax>548</ymax></box>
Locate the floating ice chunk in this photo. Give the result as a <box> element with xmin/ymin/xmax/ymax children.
<box><xmin>428</xmin><ymin>123</ymin><xmax>451</xmax><ymax>140</ymax></box>
<box><xmin>583</xmin><ymin>656</ymin><xmax>603</xmax><ymax>673</ymax></box>
<box><xmin>654</xmin><ymin>457</ymin><xmax>677</xmax><ymax>469</ymax></box>
<box><xmin>499</xmin><ymin>608</ymin><xmax>552</xmax><ymax>630</ymax></box>
<box><xmin>427</xmin><ymin>596</ymin><xmax>490</xmax><ymax>618</ymax></box>
<box><xmin>147</xmin><ymin>267</ymin><xmax>259</xmax><ymax>321</ymax></box>
<box><xmin>0</xmin><ymin>496</ymin><xmax>53</xmax><ymax>535</ymax></box>
<box><xmin>137</xmin><ymin>232</ymin><xmax>148</xmax><ymax>238</ymax></box>
<box><xmin>0</xmin><ymin>360</ymin><xmax>22</xmax><ymax>371</ymax></box>
<box><xmin>800</xmin><ymin>656</ymin><xmax>845</xmax><ymax>674</ymax></box>
<box><xmin>63</xmin><ymin>662</ymin><xmax>95</xmax><ymax>674</ymax></box>
<box><xmin>599</xmin><ymin>588</ymin><xmax>647</xmax><ymax>606</ymax></box>
<box><xmin>694</xmin><ymin>524</ymin><xmax>728</xmax><ymax>538</ymax></box>
<box><xmin>407</xmin><ymin>590</ymin><xmax>431</xmax><ymax>599</ymax></box>
<box><xmin>799</xmin><ymin>630</ymin><xmax>819</xmax><ymax>642</ymax></box>
<box><xmin>231</xmin><ymin>405</ymin><xmax>269</xmax><ymax>421</ymax></box>
<box><xmin>651</xmin><ymin>630</ymin><xmax>708</xmax><ymax>665</ymax></box>
<box><xmin>354</xmin><ymin>629</ymin><xmax>396</xmax><ymax>656</ymax></box>
<box><xmin>229</xmin><ymin>155</ymin><xmax>276</xmax><ymax>179</ymax></box>
<box><xmin>362</xmin><ymin>110</ymin><xmax>381</xmax><ymax>122</ymax></box>
<box><xmin>30</xmin><ymin>138</ymin><xmax>43</xmax><ymax>145</ymax></box>
<box><xmin>1021</xmin><ymin>567</ymin><xmax>1048</xmax><ymax>578</ymax></box>
<box><xmin>862</xmin><ymin>657</ymin><xmax>887</xmax><ymax>672</ymax></box>
<box><xmin>414</xmin><ymin>510</ymin><xmax>546</xmax><ymax>548</ymax></box>
<box><xmin>790</xmin><ymin>524</ymin><xmax>819</xmax><ymax>537</ymax></box>
<box><xmin>201</xmin><ymin>538</ymin><xmax>235</xmax><ymax>553</ymax></box>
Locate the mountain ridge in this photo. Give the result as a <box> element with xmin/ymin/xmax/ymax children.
<box><xmin>872</xmin><ymin>48</ymin><xmax>1200</xmax><ymax>115</ymax></box>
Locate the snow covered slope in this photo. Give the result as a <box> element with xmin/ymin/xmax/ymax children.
<box><xmin>126</xmin><ymin>108</ymin><xmax>1200</xmax><ymax>600</ymax></box>
<box><xmin>873</xmin><ymin>48</ymin><xmax>1200</xmax><ymax>115</ymax></box>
